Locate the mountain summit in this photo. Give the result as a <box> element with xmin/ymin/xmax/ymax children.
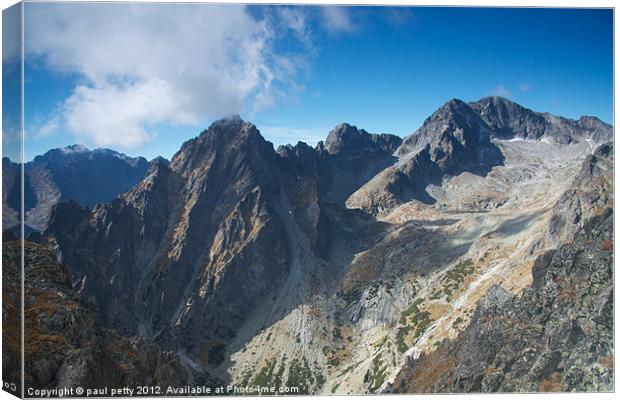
<box><xmin>470</xmin><ymin>96</ymin><xmax>612</xmax><ymax>143</ymax></box>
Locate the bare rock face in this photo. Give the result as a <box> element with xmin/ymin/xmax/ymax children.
<box><xmin>395</xmin><ymin>99</ymin><xmax>496</xmax><ymax>164</ymax></box>
<box><xmin>275</xmin><ymin>124</ymin><xmax>402</xmax><ymax>255</ymax></box>
<box><xmin>323</xmin><ymin>123</ymin><xmax>402</xmax><ymax>157</ymax></box>
<box><xmin>30</xmin><ymin>146</ymin><xmax>149</xmax><ymax>210</ymax></box>
<box><xmin>44</xmin><ymin>117</ymin><xmax>406</xmax><ymax>373</ymax></box>
<box><xmin>277</xmin><ymin>123</ymin><xmax>402</xmax><ymax>203</ymax></box>
<box><xmin>546</xmin><ymin>142</ymin><xmax>613</xmax><ymax>244</ymax></box>
<box><xmin>2</xmin><ymin>240</ymin><xmax>190</xmax><ymax>393</ymax></box>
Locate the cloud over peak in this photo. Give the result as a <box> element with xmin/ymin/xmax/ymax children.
<box><xmin>25</xmin><ymin>3</ymin><xmax>312</xmax><ymax>148</ymax></box>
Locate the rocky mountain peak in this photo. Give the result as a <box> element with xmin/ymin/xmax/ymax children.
<box><xmin>277</xmin><ymin>141</ymin><xmax>315</xmax><ymax>156</ymax></box>
<box><xmin>353</xmin><ymin>99</ymin><xmax>504</xmax><ymax>212</ymax></box>
<box><xmin>323</xmin><ymin>123</ymin><xmax>401</xmax><ymax>156</ymax></box>
<box><xmin>2</xmin><ymin>145</ymin><xmax>150</xmax><ymax>232</ymax></box>
<box><xmin>148</xmin><ymin>156</ymin><xmax>170</xmax><ymax>170</ymax></box>
<box><xmin>170</xmin><ymin>116</ymin><xmax>275</xmax><ymax>175</ymax></box>
<box><xmin>471</xmin><ymin>95</ymin><xmax>523</xmax><ymax>112</ymax></box>
<box><xmin>33</xmin><ymin>145</ymin><xmax>148</xmax><ymax>166</ymax></box>
<box><xmin>323</xmin><ymin>123</ymin><xmax>370</xmax><ymax>155</ymax></box>
<box><xmin>395</xmin><ymin>98</ymin><xmax>492</xmax><ymax>158</ymax></box>
<box><xmin>64</xmin><ymin>144</ymin><xmax>90</xmax><ymax>152</ymax></box>
<box><xmin>575</xmin><ymin>116</ymin><xmax>614</xmax><ymax>143</ymax></box>
<box><xmin>578</xmin><ymin>115</ymin><xmax>605</xmax><ymax>127</ymax></box>
<box><xmin>470</xmin><ymin>96</ymin><xmax>613</xmax><ymax>144</ymax></box>
<box><xmin>440</xmin><ymin>97</ymin><xmax>476</xmax><ymax>113</ymax></box>
<box><xmin>276</xmin><ymin>141</ymin><xmax>321</xmax><ymax>177</ymax></box>
<box><xmin>469</xmin><ymin>96</ymin><xmax>548</xmax><ymax>140</ymax></box>
<box><xmin>138</xmin><ymin>157</ymin><xmax>172</xmax><ymax>189</ymax></box>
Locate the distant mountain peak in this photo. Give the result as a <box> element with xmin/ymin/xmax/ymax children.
<box><xmin>3</xmin><ymin>145</ymin><xmax>150</xmax><ymax>231</ymax></box>
<box><xmin>146</xmin><ymin>156</ymin><xmax>171</xmax><ymax>175</ymax></box>
<box><xmin>35</xmin><ymin>145</ymin><xmax>148</xmax><ymax>167</ymax></box>
<box><xmin>395</xmin><ymin>98</ymin><xmax>491</xmax><ymax>158</ymax></box>
<box><xmin>470</xmin><ymin>96</ymin><xmax>612</xmax><ymax>143</ymax></box>
<box><xmin>442</xmin><ymin>97</ymin><xmax>471</xmax><ymax>109</ymax></box>
<box><xmin>62</xmin><ymin>144</ymin><xmax>91</xmax><ymax>153</ymax></box>
<box><xmin>323</xmin><ymin>123</ymin><xmax>401</xmax><ymax>156</ymax></box>
<box><xmin>324</xmin><ymin>123</ymin><xmax>366</xmax><ymax>153</ymax></box>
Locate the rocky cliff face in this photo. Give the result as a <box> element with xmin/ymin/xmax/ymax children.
<box><xmin>2</xmin><ymin>146</ymin><xmax>149</xmax><ymax>232</ymax></box>
<box><xmin>278</xmin><ymin>123</ymin><xmax>402</xmax><ymax>203</ymax></box>
<box><xmin>2</xmin><ymin>239</ymin><xmax>192</xmax><ymax>393</ymax></box>
<box><xmin>40</xmin><ymin>98</ymin><xmax>613</xmax><ymax>394</ymax></box>
<box><xmin>46</xmin><ymin>118</ymin><xmax>291</xmax><ymax>359</ymax></box>
<box><xmin>546</xmin><ymin>142</ymin><xmax>614</xmax><ymax>244</ymax></box>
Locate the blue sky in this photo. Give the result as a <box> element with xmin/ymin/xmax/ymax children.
<box><xmin>8</xmin><ymin>4</ymin><xmax>614</xmax><ymax>161</ymax></box>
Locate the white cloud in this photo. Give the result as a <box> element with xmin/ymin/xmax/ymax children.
<box><xmin>321</xmin><ymin>6</ymin><xmax>356</xmax><ymax>34</ymax></box>
<box><xmin>63</xmin><ymin>80</ymin><xmax>190</xmax><ymax>148</ymax></box>
<box><xmin>24</xmin><ymin>3</ymin><xmax>311</xmax><ymax>149</ymax></box>
<box><xmin>276</xmin><ymin>6</ymin><xmax>313</xmax><ymax>48</ymax></box>
<box><xmin>519</xmin><ymin>82</ymin><xmax>533</xmax><ymax>92</ymax></box>
<box><xmin>488</xmin><ymin>84</ymin><xmax>512</xmax><ymax>98</ymax></box>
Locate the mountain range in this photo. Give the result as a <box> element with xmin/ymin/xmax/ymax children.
<box><xmin>2</xmin><ymin>146</ymin><xmax>149</xmax><ymax>234</ymax></box>
<box><xmin>4</xmin><ymin>96</ymin><xmax>613</xmax><ymax>394</ymax></box>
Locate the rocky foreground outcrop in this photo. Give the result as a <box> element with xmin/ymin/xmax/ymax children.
<box><xmin>2</xmin><ymin>240</ymin><xmax>191</xmax><ymax>395</ymax></box>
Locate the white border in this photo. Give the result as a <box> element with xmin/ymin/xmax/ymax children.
<box><xmin>0</xmin><ymin>2</ymin><xmax>616</xmax><ymax>400</ymax></box>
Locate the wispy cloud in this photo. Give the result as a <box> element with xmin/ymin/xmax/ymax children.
<box><xmin>384</xmin><ymin>7</ymin><xmax>417</xmax><ymax>27</ymax></box>
<box><xmin>2</xmin><ymin>115</ymin><xmax>21</xmax><ymax>147</ymax></box>
<box><xmin>321</xmin><ymin>6</ymin><xmax>357</xmax><ymax>34</ymax></box>
<box><xmin>488</xmin><ymin>84</ymin><xmax>512</xmax><ymax>98</ymax></box>
<box><xmin>519</xmin><ymin>82</ymin><xmax>533</xmax><ymax>92</ymax></box>
<box><xmin>30</xmin><ymin>113</ymin><xmax>61</xmax><ymax>140</ymax></box>
<box><xmin>25</xmin><ymin>3</ymin><xmax>313</xmax><ymax>149</ymax></box>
